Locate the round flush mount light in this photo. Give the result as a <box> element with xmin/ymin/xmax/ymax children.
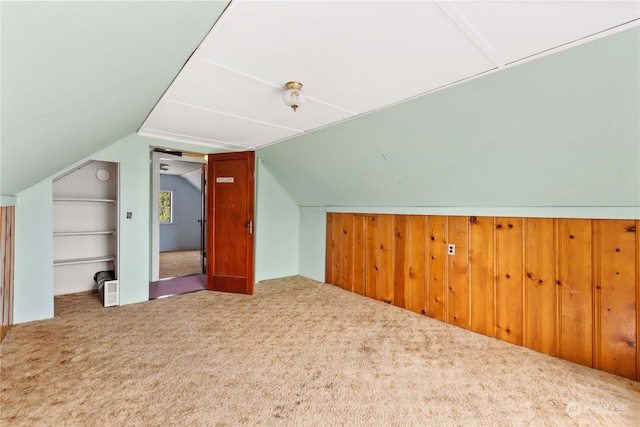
<box><xmin>96</xmin><ymin>169</ymin><xmax>111</xmax><ymax>181</ymax></box>
<box><xmin>283</xmin><ymin>81</ymin><xmax>305</xmax><ymax>112</ymax></box>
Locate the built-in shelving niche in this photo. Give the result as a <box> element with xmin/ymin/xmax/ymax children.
<box><xmin>53</xmin><ymin>161</ymin><xmax>118</xmax><ymax>296</ymax></box>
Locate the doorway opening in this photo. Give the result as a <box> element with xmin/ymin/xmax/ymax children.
<box><xmin>150</xmin><ymin>148</ymin><xmax>207</xmax><ymax>299</ymax></box>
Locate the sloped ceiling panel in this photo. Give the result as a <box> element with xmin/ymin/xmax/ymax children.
<box><xmin>1</xmin><ymin>1</ymin><xmax>229</xmax><ymax>196</ymax></box>
<box><xmin>139</xmin><ymin>0</ymin><xmax>639</xmax><ymax>153</ymax></box>
<box><xmin>257</xmin><ymin>28</ymin><xmax>640</xmax><ymax>209</ymax></box>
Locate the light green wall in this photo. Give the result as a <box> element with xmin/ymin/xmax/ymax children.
<box><xmin>258</xmin><ymin>28</ymin><xmax>639</xmax><ymax>217</ymax></box>
<box><xmin>260</xmin><ymin>28</ymin><xmax>640</xmax><ymax>283</ymax></box>
<box><xmin>1</xmin><ymin>196</ymin><xmax>17</xmax><ymax>207</ymax></box>
<box><xmin>1</xmin><ymin>1</ymin><xmax>229</xmax><ymax>196</ymax></box>
<box><xmin>255</xmin><ymin>159</ymin><xmax>300</xmax><ymax>281</ymax></box>
<box><xmin>12</xmin><ymin>134</ymin><xmax>152</xmax><ymax>323</ymax></box>
<box><xmin>298</xmin><ymin>207</ymin><xmax>326</xmax><ymax>282</ymax></box>
<box><xmin>11</xmin><ymin>134</ymin><xmax>304</xmax><ymax>323</ymax></box>
<box><xmin>92</xmin><ymin>135</ymin><xmax>151</xmax><ymax>305</ymax></box>
<box><xmin>14</xmin><ymin>180</ymin><xmax>54</xmax><ymax>323</ymax></box>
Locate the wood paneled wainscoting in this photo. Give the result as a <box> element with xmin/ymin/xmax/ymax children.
<box><xmin>1</xmin><ymin>206</ymin><xmax>15</xmax><ymax>341</ymax></box>
<box><xmin>325</xmin><ymin>213</ymin><xmax>640</xmax><ymax>381</ymax></box>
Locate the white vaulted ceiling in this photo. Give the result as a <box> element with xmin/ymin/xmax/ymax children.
<box><xmin>138</xmin><ymin>0</ymin><xmax>640</xmax><ymax>151</ymax></box>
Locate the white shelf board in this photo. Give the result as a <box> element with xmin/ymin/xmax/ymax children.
<box><xmin>54</xmin><ymin>230</ymin><xmax>116</xmax><ymax>236</ymax></box>
<box><xmin>54</xmin><ymin>256</ymin><xmax>116</xmax><ymax>266</ymax></box>
<box><xmin>53</xmin><ymin>198</ymin><xmax>116</xmax><ymax>203</ymax></box>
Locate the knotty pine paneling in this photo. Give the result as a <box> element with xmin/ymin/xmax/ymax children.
<box><xmin>324</xmin><ymin>213</ymin><xmax>340</xmax><ymax>285</ymax></box>
<box><xmin>597</xmin><ymin>220</ymin><xmax>636</xmax><ymax>379</ymax></box>
<box><xmin>523</xmin><ymin>218</ymin><xmax>557</xmax><ymax>356</ymax></box>
<box><xmin>341</xmin><ymin>214</ymin><xmax>354</xmax><ymax>292</ymax></box>
<box><xmin>325</xmin><ymin>213</ymin><xmax>639</xmax><ymax>380</ymax></box>
<box><xmin>637</xmin><ymin>220</ymin><xmax>640</xmax><ymax>381</ymax></box>
<box><xmin>469</xmin><ymin>216</ymin><xmax>495</xmax><ymax>337</ymax></box>
<box><xmin>447</xmin><ymin>216</ymin><xmax>469</xmax><ymax>329</ymax></box>
<box><xmin>377</xmin><ymin>215</ymin><xmax>395</xmax><ymax>304</ymax></box>
<box><xmin>325</xmin><ymin>213</ymin><xmax>334</xmax><ymax>285</ymax></box>
<box><xmin>559</xmin><ymin>219</ymin><xmax>593</xmax><ymax>368</ymax></box>
<box><xmin>1</xmin><ymin>206</ymin><xmax>15</xmax><ymax>341</ymax></box>
<box><xmin>427</xmin><ymin>216</ymin><xmax>446</xmax><ymax>321</ymax></box>
<box><xmin>393</xmin><ymin>215</ymin><xmax>409</xmax><ymax>308</ymax></box>
<box><xmin>495</xmin><ymin>217</ymin><xmax>524</xmax><ymax>345</ymax></box>
<box><xmin>407</xmin><ymin>216</ymin><xmax>427</xmax><ymax>315</ymax></box>
<box><xmin>365</xmin><ymin>216</ymin><xmax>379</xmax><ymax>300</ymax></box>
<box><xmin>352</xmin><ymin>215</ymin><xmax>366</xmax><ymax>296</ymax></box>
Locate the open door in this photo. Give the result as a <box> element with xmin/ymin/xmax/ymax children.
<box><xmin>206</xmin><ymin>151</ymin><xmax>255</xmax><ymax>294</ymax></box>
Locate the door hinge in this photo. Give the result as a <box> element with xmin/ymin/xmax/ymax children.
<box><xmin>246</xmin><ymin>220</ymin><xmax>253</xmax><ymax>235</ymax></box>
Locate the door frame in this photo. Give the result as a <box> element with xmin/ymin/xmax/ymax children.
<box><xmin>150</xmin><ymin>149</ymin><xmax>207</xmax><ymax>281</ymax></box>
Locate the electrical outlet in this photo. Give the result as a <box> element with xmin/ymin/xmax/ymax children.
<box><xmin>447</xmin><ymin>244</ymin><xmax>455</xmax><ymax>255</ymax></box>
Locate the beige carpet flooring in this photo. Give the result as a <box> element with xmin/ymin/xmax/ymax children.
<box><xmin>159</xmin><ymin>249</ymin><xmax>202</xmax><ymax>278</ymax></box>
<box><xmin>1</xmin><ymin>276</ymin><xmax>639</xmax><ymax>426</ymax></box>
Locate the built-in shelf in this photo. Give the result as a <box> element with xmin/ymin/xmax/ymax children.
<box><xmin>54</xmin><ymin>256</ymin><xmax>116</xmax><ymax>266</ymax></box>
<box><xmin>54</xmin><ymin>230</ymin><xmax>116</xmax><ymax>236</ymax></box>
<box><xmin>53</xmin><ymin>197</ymin><xmax>116</xmax><ymax>203</ymax></box>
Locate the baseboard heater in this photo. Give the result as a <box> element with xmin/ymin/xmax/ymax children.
<box><xmin>95</xmin><ymin>270</ymin><xmax>119</xmax><ymax>307</ymax></box>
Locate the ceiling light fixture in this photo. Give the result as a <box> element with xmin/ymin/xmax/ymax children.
<box><xmin>283</xmin><ymin>81</ymin><xmax>305</xmax><ymax>112</ymax></box>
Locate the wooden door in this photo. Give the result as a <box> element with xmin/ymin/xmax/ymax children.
<box><xmin>206</xmin><ymin>151</ymin><xmax>255</xmax><ymax>294</ymax></box>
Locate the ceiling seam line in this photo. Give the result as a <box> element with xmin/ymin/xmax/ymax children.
<box><xmin>197</xmin><ymin>58</ymin><xmax>358</xmax><ymax>115</ymax></box>
<box><xmin>166</xmin><ymin>100</ymin><xmax>306</xmax><ymax>133</ymax></box>
<box><xmin>503</xmin><ymin>18</ymin><xmax>640</xmax><ymax>67</ymax></box>
<box><xmin>433</xmin><ymin>0</ymin><xmax>505</xmax><ymax>68</ymax></box>
<box><xmin>140</xmin><ymin>129</ymin><xmax>253</xmax><ymax>151</ymax></box>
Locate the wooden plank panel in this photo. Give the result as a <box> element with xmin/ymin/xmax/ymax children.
<box><xmin>337</xmin><ymin>214</ymin><xmax>347</xmax><ymax>288</ymax></box>
<box><xmin>637</xmin><ymin>220</ymin><xmax>640</xmax><ymax>381</ymax></box>
<box><xmin>447</xmin><ymin>216</ymin><xmax>469</xmax><ymax>328</ymax></box>
<box><xmin>559</xmin><ymin>218</ymin><xmax>593</xmax><ymax>367</ymax></box>
<box><xmin>352</xmin><ymin>215</ymin><xmax>366</xmax><ymax>296</ymax></box>
<box><xmin>341</xmin><ymin>214</ymin><xmax>354</xmax><ymax>292</ymax></box>
<box><xmin>597</xmin><ymin>220</ymin><xmax>637</xmax><ymax>379</ymax></box>
<box><xmin>408</xmin><ymin>215</ymin><xmax>427</xmax><ymax>315</ymax></box>
<box><xmin>1</xmin><ymin>208</ymin><xmax>7</xmax><ymax>340</ymax></box>
<box><xmin>332</xmin><ymin>213</ymin><xmax>344</xmax><ymax>288</ymax></box>
<box><xmin>469</xmin><ymin>216</ymin><xmax>495</xmax><ymax>337</ymax></box>
<box><xmin>495</xmin><ymin>217</ymin><xmax>524</xmax><ymax>345</ymax></box>
<box><xmin>365</xmin><ymin>216</ymin><xmax>379</xmax><ymax>300</ymax></box>
<box><xmin>324</xmin><ymin>213</ymin><xmax>334</xmax><ymax>284</ymax></box>
<box><xmin>377</xmin><ymin>215</ymin><xmax>395</xmax><ymax>304</ymax></box>
<box><xmin>427</xmin><ymin>216</ymin><xmax>446</xmax><ymax>321</ymax></box>
<box><xmin>1</xmin><ymin>207</ymin><xmax>15</xmax><ymax>341</ymax></box>
<box><xmin>393</xmin><ymin>215</ymin><xmax>409</xmax><ymax>309</ymax></box>
<box><xmin>524</xmin><ymin>218</ymin><xmax>556</xmax><ymax>356</ymax></box>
